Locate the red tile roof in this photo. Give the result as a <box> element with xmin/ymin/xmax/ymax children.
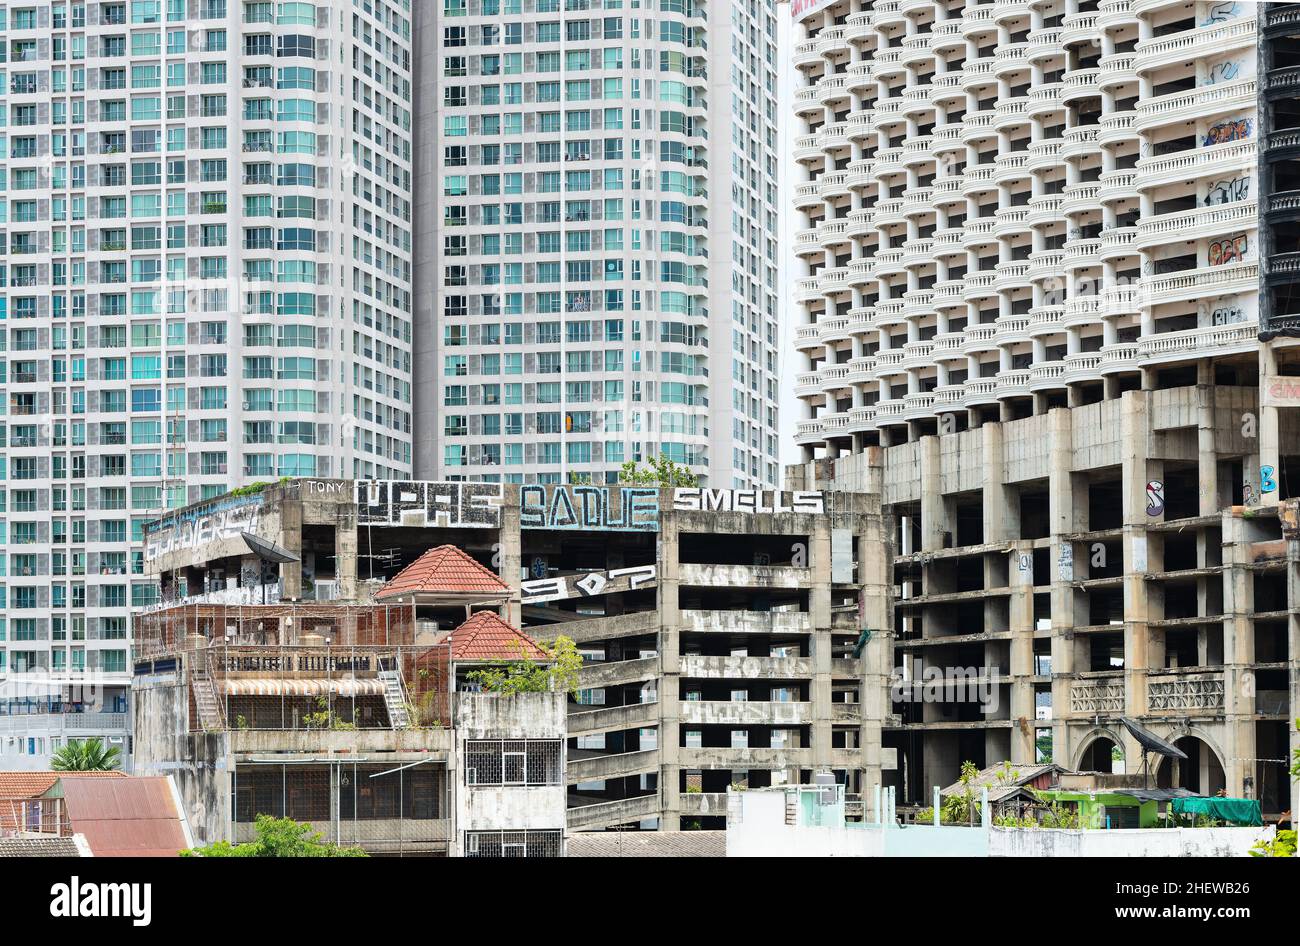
<box><xmin>376</xmin><ymin>545</ymin><xmax>510</xmax><ymax>600</ymax></box>
<box><xmin>449</xmin><ymin>611</ymin><xmax>549</xmax><ymax>662</ymax></box>
<box><xmin>61</xmin><ymin>777</ymin><xmax>189</xmax><ymax>858</ymax></box>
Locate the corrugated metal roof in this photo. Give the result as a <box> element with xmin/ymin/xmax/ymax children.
<box><xmin>61</xmin><ymin>777</ymin><xmax>189</xmax><ymax>858</ymax></box>
<box><xmin>220</xmin><ymin>678</ymin><xmax>386</xmax><ymax>697</ymax></box>
<box><xmin>0</xmin><ymin>770</ymin><xmax>126</xmax><ymax>800</ymax></box>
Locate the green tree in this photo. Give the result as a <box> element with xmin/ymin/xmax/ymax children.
<box><xmin>182</xmin><ymin>815</ymin><xmax>367</xmax><ymax>857</ymax></box>
<box><xmin>618</xmin><ymin>453</ymin><xmax>699</xmax><ymax>487</ymax></box>
<box><xmin>50</xmin><ymin>739</ymin><xmax>121</xmax><ymax>772</ymax></box>
<box><xmin>466</xmin><ymin>635</ymin><xmax>583</xmax><ymax>697</ymax></box>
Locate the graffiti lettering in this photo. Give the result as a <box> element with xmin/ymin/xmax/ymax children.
<box><xmin>520</xmin><ymin>485</ymin><xmax>659</xmax><ymax>531</ymax></box>
<box><xmin>1200</xmin><ymin>1</ymin><xmax>1241</xmax><ymax>26</ymax></box>
<box><xmin>355</xmin><ymin>481</ymin><xmax>504</xmax><ymax>528</ymax></box>
<box><xmin>1204</xmin><ymin>59</ymin><xmax>1241</xmax><ymax>85</ymax></box>
<box><xmin>1203</xmin><ymin>176</ymin><xmax>1250</xmax><ymax>205</ymax></box>
<box><xmin>521</xmin><ymin>565</ymin><xmax>658</xmax><ymax>604</ymax></box>
<box><xmin>1208</xmin><ymin>233</ymin><xmax>1248</xmax><ymax>266</ymax></box>
<box><xmin>1202</xmin><ymin>118</ymin><xmax>1252</xmax><ymax>146</ymax></box>
<box><xmin>144</xmin><ymin>495</ymin><xmax>263</xmax><ymax>562</ymax></box>
<box><xmin>671</xmin><ymin>488</ymin><xmax>825</xmax><ymax>515</ymax></box>
<box><xmin>1146</xmin><ymin>480</ymin><xmax>1166</xmax><ymax>517</ymax></box>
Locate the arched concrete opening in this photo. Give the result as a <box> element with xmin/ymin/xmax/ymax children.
<box><xmin>1157</xmin><ymin>733</ymin><xmax>1227</xmax><ymax>796</ymax></box>
<box><xmin>1076</xmin><ymin>732</ymin><xmax>1125</xmax><ymax>774</ymax></box>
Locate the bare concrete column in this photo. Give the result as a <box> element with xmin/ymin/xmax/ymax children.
<box><xmin>337</xmin><ymin>508</ymin><xmax>358</xmax><ymax>602</ymax></box>
<box><xmin>1197</xmin><ymin>360</ymin><xmax>1221</xmax><ymax>516</ymax></box>
<box><xmin>1221</xmin><ymin>512</ymin><xmax>1258</xmax><ymax>799</ymax></box>
<box><xmin>1258</xmin><ymin>343</ymin><xmax>1281</xmax><ymax>507</ymax></box>
<box><xmin>981</xmin><ymin>423</ymin><xmax>1012</xmax><ymax>543</ymax></box>
<box><xmin>499</xmin><ymin>496</ymin><xmax>522</xmax><ymax>628</ymax></box>
<box><xmin>919</xmin><ymin>435</ymin><xmax>948</xmax><ymax>551</ymax></box>
<box><xmin>1288</xmin><ymin>529</ymin><xmax>1300</xmax><ymax>818</ymax></box>
<box><xmin>658</xmin><ymin>507</ymin><xmax>681</xmax><ymax>831</ymax></box>
<box><xmin>281</xmin><ymin>497</ymin><xmax>303</xmax><ymax>600</ymax></box>
<box><xmin>1120</xmin><ymin>391</ymin><xmax>1153</xmax><ymax>727</ymax></box>
<box><xmin>811</xmin><ymin>517</ymin><xmax>834</xmax><ymax>777</ymax></box>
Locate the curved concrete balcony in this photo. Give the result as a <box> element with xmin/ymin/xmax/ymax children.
<box><xmin>846</xmin><ymin>108</ymin><xmax>874</xmax><ymax>141</ymax></box>
<box><xmin>1098</xmin><ymin>341</ymin><xmax>1140</xmax><ymax>373</ymax></box>
<box><xmin>959</xmin><ymin>109</ymin><xmax>997</xmax><ymax>144</ymax></box>
<box><xmin>847</xmin><ymin>404</ymin><xmax>878</xmax><ymax>430</ymax></box>
<box><xmin>1025</xmin><ymin>27</ymin><xmax>1065</xmax><ymax>63</ymax></box>
<box><xmin>872</xmin><ymin>49</ymin><xmax>908</xmax><ymax>82</ymax></box>
<box><xmin>996</xmin><ymin>368</ymin><xmax>1032</xmax><ymax>397</ymax></box>
<box><xmin>932</xmin><ymin>279</ymin><xmax>966</xmax><ymax>310</ymax></box>
<box><xmin>901</xmin><ymin>135</ymin><xmax>935</xmax><ymax>167</ymax></box>
<box><xmin>846</xmin><ymin>8</ymin><xmax>874</xmax><ymax>31</ymax></box>
<box><xmin>874</xmin><ymin>398</ymin><xmax>907</xmax><ymax>424</ymax></box>
<box><xmin>1061</xmin><ymin>11</ymin><xmax>1101</xmax><ymax>44</ymax></box>
<box><xmin>846</xmin><ymin>307</ymin><xmax>875</xmax><ymax>335</ymax></box>
<box><xmin>1137</xmin><ymin>321</ymin><xmax>1259</xmax><ymax>365</ymax></box>
<box><xmin>901</xmin><ymin>287</ymin><xmax>936</xmax><ymax>317</ymax></box>
<box><xmin>1026</xmin><ymin>250</ymin><xmax>1066</xmax><ymax>283</ymax></box>
<box><xmin>821</xmin><ymin>121</ymin><xmax>852</xmax><ymax>152</ymax></box>
<box><xmin>846</xmin><ymin>61</ymin><xmax>874</xmax><ymax>93</ymax></box>
<box><xmin>845</xmin><ymin>159</ymin><xmax>876</xmax><ymax>190</ymax></box>
<box><xmin>794</xmin><ymin>419</ymin><xmax>826</xmax><ymax>445</ymax></box>
<box><xmin>793</xmin><ymin>40</ymin><xmax>822</xmax><ymax>69</ymax></box>
<box><xmin>962</xmin><ymin>272</ymin><xmax>1000</xmax><ymax>304</ymax></box>
<box><xmin>794</xmin><ymin>324</ymin><xmax>824</xmax><ymax>351</ymax></box>
<box><xmin>900</xmin><ymin>35</ymin><xmax>935</xmax><ymax>69</ymax></box>
<box><xmin>994</xmin><ymin>261</ymin><xmax>1033</xmax><ymax>292</ymax></box>
<box><xmin>1063</xmin><ymin>295</ymin><xmax>1104</xmax><ymax>328</ymax></box>
<box><xmin>818</xmin><ymin>364</ymin><xmax>852</xmax><ymax>394</ymax></box>
<box><xmin>1139</xmin><ymin>261</ymin><xmax>1257</xmax><ymax>307</ymax></box>
<box><xmin>1097</xmin><ymin>111</ymin><xmax>1139</xmax><ymax>147</ymax></box>
<box><xmin>847</xmin><ymin>257</ymin><xmax>876</xmax><ymax>284</ymax></box>
<box><xmin>816</xmin><ymin>26</ymin><xmax>850</xmax><ymax>57</ymax></box>
<box><xmin>816</xmin><ymin>74</ymin><xmax>850</xmax><ymax>107</ymax></box>
<box><xmin>900</xmin><ymin>341</ymin><xmax>936</xmax><ymax>371</ymax></box>
<box><xmin>1062</xmin><ymin>68</ymin><xmax>1102</xmax><ymax>103</ymax></box>
<box><xmin>993</xmin><ymin>152</ymin><xmax>1032</xmax><ymax>186</ymax></box>
<box><xmin>1027</xmin><ymin>83</ymin><xmax>1067</xmax><ymax>118</ymax></box>
<box><xmin>1060</xmin><ymin>125</ymin><xmax>1100</xmax><ymax>160</ymax></box>
<box><xmin>1098</xmin><ymin>168</ymin><xmax>1139</xmax><ymax>203</ymax></box>
<box><xmin>872</xmin><ymin>145</ymin><xmax>906</xmax><ymax>180</ymax></box>
<box><xmin>1060</xmin><ymin>183</ymin><xmax>1102</xmax><ymax>215</ymax></box>
<box><xmin>992</xmin><ymin>205</ymin><xmax>1031</xmax><ymax>237</ymax></box>
<box><xmin>932</xmin><ymin>176</ymin><xmax>964</xmax><ymax>205</ymax></box>
<box><xmin>1134</xmin><ymin>78</ymin><xmax>1255</xmax><ymax>134</ymax></box>
<box><xmin>874</xmin><ymin>299</ymin><xmax>908</xmax><ymax>329</ymax></box>
<box><xmin>992</xmin><ymin>43</ymin><xmax>1030</xmax><ymax>78</ymax></box>
<box><xmin>816</xmin><ymin>171</ymin><xmax>850</xmax><ymax>200</ymax></box>
<box><xmin>794</xmin><ymin>371</ymin><xmax>821</xmax><ymax>397</ymax></box>
<box><xmin>1134</xmin><ymin>200</ymin><xmax>1257</xmax><ymax>253</ymax></box>
<box><xmin>964</xmin><ymin>378</ymin><xmax>1000</xmax><ymax>406</ymax></box>
<box><xmin>931</xmin><ymin>331</ymin><xmax>966</xmax><ymax>361</ymax></box>
<box><xmin>1133</xmin><ymin>17</ymin><xmax>1255</xmax><ymax>75</ymax></box>
<box><xmin>817</xmin><ymin>219</ymin><xmax>851</xmax><ymax>249</ymax></box>
<box><xmin>845</xmin><ymin>356</ymin><xmax>877</xmax><ymax>384</ymax></box>
<box><xmin>872</xmin><ymin>249</ymin><xmax>907</xmax><ymax>281</ymax></box>
<box><xmin>794</xmin><ymin>133</ymin><xmax>823</xmax><ymax>162</ymax></box>
<box><xmin>794</xmin><ymin>85</ymin><xmax>824</xmax><ymax>116</ymax></box>
<box><xmin>873</xmin><ymin>348</ymin><xmax>907</xmax><ymax>378</ymax></box>
<box><xmin>794</xmin><ymin>275</ymin><xmax>824</xmax><ymax>303</ymax></box>
<box><xmin>818</xmin><ymin>316</ymin><xmax>853</xmax><ymax>345</ymax></box>
<box><xmin>822</xmin><ymin>410</ymin><xmax>852</xmax><ymax>437</ymax></box>
<box><xmin>1028</xmin><ymin>304</ymin><xmax>1067</xmax><ymax>336</ymax></box>
<box><xmin>962</xmin><ymin>322</ymin><xmax>1000</xmax><ymax>354</ymax></box>
<box><xmin>933</xmin><ymin>383</ymin><xmax>967</xmax><ymax>411</ymax></box>
<box><xmin>1099</xmin><ymin>226</ymin><xmax>1138</xmax><ymax>262</ymax></box>
<box><xmin>1101</xmin><ymin>284</ymin><xmax>1142</xmax><ymax>317</ymax></box>
<box><xmin>901</xmin><ymin>392</ymin><xmax>938</xmax><ymax>420</ymax></box>
<box><xmin>818</xmin><ymin>266</ymin><xmax>852</xmax><ymax>295</ymax></box>
<box><xmin>929</xmin><ymin>71</ymin><xmax>965</xmax><ymax>107</ymax></box>
<box><xmin>931</xmin><ymin>19</ymin><xmax>965</xmax><ymax>49</ymax></box>
<box><xmin>1135</xmin><ymin>139</ymin><xmax>1254</xmax><ymax>193</ymax></box>
<box><xmin>994</xmin><ymin>315</ymin><xmax>1031</xmax><ymax>346</ymax></box>
<box><xmin>1063</xmin><ymin>351</ymin><xmax>1105</xmax><ymax>382</ymax></box>
<box><xmin>794</xmin><ymin>182</ymin><xmax>823</xmax><ymax>211</ymax></box>
<box><xmin>1063</xmin><ymin>238</ymin><xmax>1103</xmax><ymax>270</ymax></box>
<box><xmin>1097</xmin><ymin>53</ymin><xmax>1138</xmax><ymax>90</ymax></box>
<box><xmin>873</xmin><ymin>0</ymin><xmax>906</xmax><ymax>27</ymax></box>
<box><xmin>900</xmin><ymin>188</ymin><xmax>935</xmax><ymax>219</ymax></box>
<box><xmin>1026</xmin><ymin>194</ymin><xmax>1065</xmax><ymax>226</ymax></box>
<box><xmin>1098</xmin><ymin>0</ymin><xmax>1137</xmax><ymax>27</ymax></box>
<box><xmin>960</xmin><ymin>59</ymin><xmax>996</xmax><ymax>93</ymax></box>
<box><xmin>1028</xmin><ymin>362</ymin><xmax>1068</xmax><ymax>390</ymax></box>
<box><xmin>961</xmin><ymin>216</ymin><xmax>997</xmax><ymax>250</ymax></box>
<box><xmin>794</xmin><ymin>228</ymin><xmax>823</xmax><ymax>258</ymax></box>
<box><xmin>931</xmin><ymin>226</ymin><xmax>964</xmax><ymax>255</ymax></box>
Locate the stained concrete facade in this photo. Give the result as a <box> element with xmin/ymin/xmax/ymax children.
<box><xmin>139</xmin><ymin>480</ymin><xmax>897</xmax><ymax>832</ymax></box>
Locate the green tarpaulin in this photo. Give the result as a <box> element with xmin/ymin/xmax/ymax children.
<box><xmin>1169</xmin><ymin>797</ymin><xmax>1262</xmax><ymax>826</ymax></box>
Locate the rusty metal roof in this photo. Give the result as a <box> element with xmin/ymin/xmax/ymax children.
<box><xmin>60</xmin><ymin>777</ymin><xmax>189</xmax><ymax>858</ymax></box>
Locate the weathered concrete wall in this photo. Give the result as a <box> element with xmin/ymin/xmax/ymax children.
<box><xmin>990</xmin><ymin>826</ymin><xmax>1274</xmax><ymax>858</ymax></box>
<box><xmin>455</xmin><ymin>691</ymin><xmax>567</xmax><ymax>739</ymax></box>
<box><xmin>132</xmin><ymin>674</ymin><xmax>229</xmax><ymax>845</ymax></box>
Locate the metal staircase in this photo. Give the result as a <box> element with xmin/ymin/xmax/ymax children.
<box><xmin>378</xmin><ymin>669</ymin><xmax>410</xmax><ymax>729</ymax></box>
<box><xmin>190</xmin><ymin>668</ymin><xmax>225</xmax><ymax>732</ymax></box>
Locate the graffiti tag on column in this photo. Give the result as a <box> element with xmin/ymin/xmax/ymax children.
<box><xmin>1208</xmin><ymin>234</ymin><xmax>1248</xmax><ymax>266</ymax></box>
<box><xmin>1057</xmin><ymin>543</ymin><xmax>1074</xmax><ymax>582</ymax></box>
<box><xmin>1261</xmin><ymin>466</ymin><xmax>1278</xmax><ymax>495</ymax></box>
<box><xmin>1209</xmin><ymin>295</ymin><xmax>1246</xmax><ymax>325</ymax></box>
<box><xmin>1200</xmin><ymin>1</ymin><xmax>1241</xmax><ymax>26</ymax></box>
<box><xmin>1202</xmin><ymin>118</ymin><xmax>1252</xmax><ymax>146</ymax></box>
<box><xmin>1204</xmin><ymin>59</ymin><xmax>1241</xmax><ymax>85</ymax></box>
<box><xmin>1146</xmin><ymin>480</ymin><xmax>1166</xmax><ymax>517</ymax></box>
<box><xmin>1203</xmin><ymin>177</ymin><xmax>1250</xmax><ymax>206</ymax></box>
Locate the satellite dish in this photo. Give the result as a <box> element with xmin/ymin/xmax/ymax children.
<box><xmin>241</xmin><ymin>531</ymin><xmax>300</xmax><ymax>564</ymax></box>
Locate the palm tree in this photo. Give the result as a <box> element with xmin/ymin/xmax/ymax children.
<box><xmin>50</xmin><ymin>739</ymin><xmax>122</xmax><ymax>772</ymax></box>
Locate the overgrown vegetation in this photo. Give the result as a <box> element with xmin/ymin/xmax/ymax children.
<box><xmin>301</xmin><ymin>696</ymin><xmax>356</xmax><ymax>731</ymax></box>
<box><xmin>617</xmin><ymin>453</ymin><xmax>699</xmax><ymax>487</ymax></box>
<box><xmin>466</xmin><ymin>635</ymin><xmax>582</xmax><ymax>696</ymax></box>
<box><xmin>51</xmin><ymin>739</ymin><xmax>121</xmax><ymax>772</ymax></box>
<box><xmin>182</xmin><ymin>815</ymin><xmax>367</xmax><ymax>857</ymax></box>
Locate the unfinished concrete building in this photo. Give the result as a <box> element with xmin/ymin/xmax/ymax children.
<box><xmin>132</xmin><ymin>551</ymin><xmax>568</xmax><ymax>856</ymax></box>
<box><xmin>138</xmin><ymin>480</ymin><xmax>896</xmax><ymax>832</ymax></box>
<box><xmin>789</xmin><ymin>0</ymin><xmax>1300</xmax><ymax>823</ymax></box>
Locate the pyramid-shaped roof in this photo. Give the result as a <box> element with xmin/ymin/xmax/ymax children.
<box><xmin>449</xmin><ymin>611</ymin><xmax>549</xmax><ymax>662</ymax></box>
<box><xmin>376</xmin><ymin>545</ymin><xmax>510</xmax><ymax>600</ymax></box>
